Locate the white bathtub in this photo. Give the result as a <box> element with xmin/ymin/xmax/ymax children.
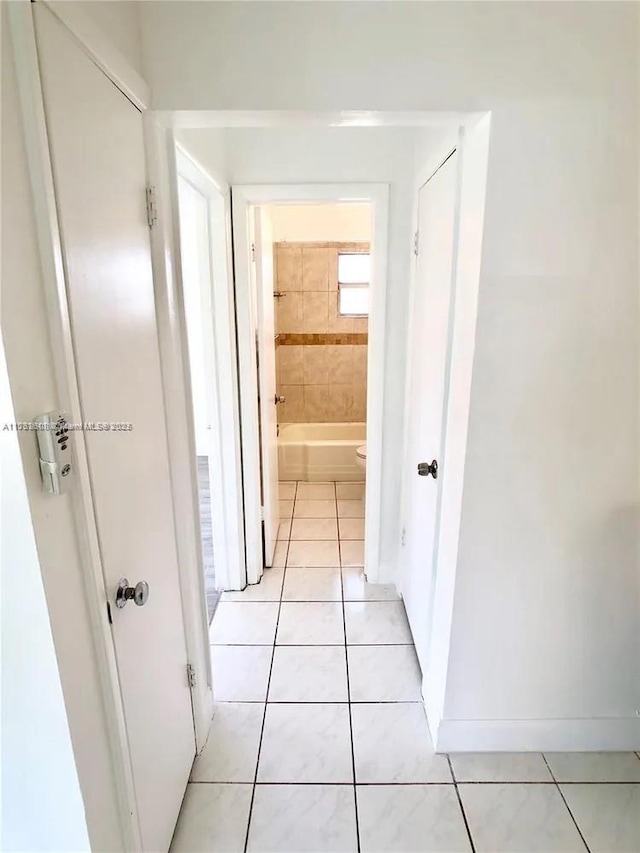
<box><xmin>278</xmin><ymin>422</ymin><xmax>366</xmax><ymax>482</ymax></box>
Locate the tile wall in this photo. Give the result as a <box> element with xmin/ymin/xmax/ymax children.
<box><xmin>275</xmin><ymin>242</ymin><xmax>369</xmax><ymax>423</ymax></box>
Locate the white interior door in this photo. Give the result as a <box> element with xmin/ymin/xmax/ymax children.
<box><xmin>35</xmin><ymin>7</ymin><xmax>195</xmax><ymax>850</ymax></box>
<box><xmin>253</xmin><ymin>208</ymin><xmax>280</xmax><ymax>566</ymax></box>
<box><xmin>177</xmin><ymin>175</ymin><xmax>229</xmax><ymax>589</ymax></box>
<box><xmin>402</xmin><ymin>152</ymin><xmax>458</xmax><ymax>677</ymax></box>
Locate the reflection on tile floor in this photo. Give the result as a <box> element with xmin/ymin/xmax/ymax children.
<box><xmin>171</xmin><ymin>480</ymin><xmax>640</xmax><ymax>853</ymax></box>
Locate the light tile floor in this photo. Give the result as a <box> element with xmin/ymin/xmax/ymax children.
<box><xmin>172</xmin><ymin>480</ymin><xmax>640</xmax><ymax>853</ymax></box>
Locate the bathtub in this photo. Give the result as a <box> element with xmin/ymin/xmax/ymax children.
<box><xmin>278</xmin><ymin>422</ymin><xmax>366</xmax><ymax>482</ymax></box>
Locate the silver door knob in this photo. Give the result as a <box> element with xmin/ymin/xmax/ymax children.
<box><xmin>115</xmin><ymin>578</ymin><xmax>150</xmax><ymax>608</ymax></box>
<box><xmin>417</xmin><ymin>460</ymin><xmax>438</xmax><ymax>479</ymax></box>
<box><xmin>274</xmin><ymin>395</ymin><xmax>286</xmax><ymax>404</ymax></box>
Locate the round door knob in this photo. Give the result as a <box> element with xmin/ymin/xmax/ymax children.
<box><xmin>417</xmin><ymin>460</ymin><xmax>438</xmax><ymax>479</ymax></box>
<box><xmin>116</xmin><ymin>578</ymin><xmax>150</xmax><ymax>609</ymax></box>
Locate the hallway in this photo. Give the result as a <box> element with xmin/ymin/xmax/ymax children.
<box><xmin>171</xmin><ymin>481</ymin><xmax>640</xmax><ymax>853</ymax></box>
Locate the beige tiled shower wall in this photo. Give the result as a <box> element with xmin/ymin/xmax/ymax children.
<box><xmin>275</xmin><ymin>242</ymin><xmax>369</xmax><ymax>423</ymax></box>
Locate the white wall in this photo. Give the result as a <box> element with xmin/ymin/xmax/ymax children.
<box><xmin>142</xmin><ymin>1</ymin><xmax>640</xmax><ymax>746</ymax></box>
<box><xmin>178</xmin><ymin>126</ymin><xmax>422</xmax><ymax>577</ymax></box>
<box><xmin>2</xmin><ymin>10</ymin><xmax>126</xmax><ymax>846</ymax></box>
<box><xmin>53</xmin><ymin>0</ymin><xmax>143</xmax><ymax>75</ymax></box>
<box><xmin>268</xmin><ymin>203</ymin><xmax>371</xmax><ymax>243</ymax></box>
<box><xmin>1</xmin><ymin>341</ymin><xmax>90</xmax><ymax>853</ymax></box>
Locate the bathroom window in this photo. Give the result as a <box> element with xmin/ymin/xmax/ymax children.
<box><xmin>338</xmin><ymin>253</ymin><xmax>370</xmax><ymax>317</ymax></box>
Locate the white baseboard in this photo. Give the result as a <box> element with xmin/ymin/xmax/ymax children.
<box><xmin>432</xmin><ymin>715</ymin><xmax>640</xmax><ymax>752</ymax></box>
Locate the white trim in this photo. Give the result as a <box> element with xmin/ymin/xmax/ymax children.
<box><xmin>40</xmin><ymin>0</ymin><xmax>149</xmax><ymax>110</ymax></box>
<box><xmin>232</xmin><ymin>183</ymin><xmax>389</xmax><ymax>584</ymax></box>
<box><xmin>144</xmin><ymin>121</ymin><xmax>213</xmax><ymax>752</ymax></box>
<box><xmin>176</xmin><ymin>142</ymin><xmax>229</xmax><ymax>197</ymax></box>
<box><xmin>156</xmin><ymin>110</ymin><xmax>479</xmax><ymax>130</ymax></box>
<box><xmin>8</xmin><ymin>4</ymin><xmax>140</xmax><ymax>848</ymax></box>
<box><xmin>434</xmin><ymin>715</ymin><xmax>640</xmax><ymax>753</ymax></box>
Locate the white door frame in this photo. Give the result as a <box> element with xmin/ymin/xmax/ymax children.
<box><xmin>232</xmin><ymin>184</ymin><xmax>390</xmax><ymax>584</ymax></box>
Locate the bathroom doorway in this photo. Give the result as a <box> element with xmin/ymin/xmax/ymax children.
<box><xmin>271</xmin><ymin>203</ymin><xmax>371</xmax><ymax>567</ymax></box>
<box><xmin>232</xmin><ymin>184</ymin><xmax>389</xmax><ymax>587</ymax></box>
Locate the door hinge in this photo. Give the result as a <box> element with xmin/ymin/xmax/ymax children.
<box><xmin>413</xmin><ymin>230</ymin><xmax>419</xmax><ymax>257</ymax></box>
<box><xmin>251</xmin><ymin>242</ymin><xmax>256</xmax><ymax>262</ymax></box>
<box><xmin>187</xmin><ymin>663</ymin><xmax>196</xmax><ymax>688</ymax></box>
<box><xmin>401</xmin><ymin>526</ymin><xmax>406</xmax><ymax>548</ymax></box>
<box><xmin>146</xmin><ymin>185</ymin><xmax>158</xmax><ymax>229</ymax></box>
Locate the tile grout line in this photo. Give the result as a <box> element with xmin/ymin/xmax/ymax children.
<box><xmin>242</xmin><ymin>481</ymin><xmax>296</xmax><ymax>852</ymax></box>
<box><xmin>336</xmin><ymin>482</ymin><xmax>362</xmax><ymax>853</ymax></box>
<box><xmin>446</xmin><ymin>755</ymin><xmax>477</xmax><ymax>853</ymax></box>
<box><xmin>541</xmin><ymin>754</ymin><xmax>592</xmax><ymax>853</ymax></box>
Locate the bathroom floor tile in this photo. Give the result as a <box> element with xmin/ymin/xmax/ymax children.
<box><xmin>348</xmin><ymin>645</ymin><xmax>422</xmax><ymax>701</ymax></box>
<box><xmin>282</xmin><ymin>566</ymin><xmax>342</xmax><ymax>601</ymax></box>
<box><xmin>296</xmin><ymin>482</ymin><xmax>336</xmax><ymax>500</ymax></box>
<box><xmin>339</xmin><ymin>518</ymin><xmax>365</xmax><ymax>539</ymax></box>
<box><xmin>269</xmin><ymin>646</ymin><xmax>348</xmax><ymax>702</ymax></box>
<box><xmin>257</xmin><ymin>703</ymin><xmax>353</xmax><ymax>783</ymax></box>
<box><xmin>190</xmin><ymin>703</ymin><xmax>264</xmax><ymax>782</ymax></box>
<box><xmin>344</xmin><ymin>601</ymin><xmax>412</xmax><ymax>644</ymax></box>
<box><xmin>342</xmin><ymin>567</ymin><xmax>399</xmax><ymax>601</ymax></box>
<box><xmin>210</xmin><ymin>646</ymin><xmax>272</xmax><ymax>701</ymax></box>
<box><xmin>277</xmin><ymin>519</ymin><xmax>292</xmax><ymax>540</ymax></box>
<box><xmin>170</xmin><ymin>783</ymin><xmax>253</xmax><ymax>853</ymax></box>
<box><xmin>560</xmin><ymin>783</ymin><xmax>640</xmax><ymax>852</ymax></box>
<box><xmin>280</xmin><ymin>499</ymin><xmax>294</xmax><ymax>519</ymax></box>
<box><xmin>221</xmin><ymin>568</ymin><xmax>284</xmax><ymax>602</ymax></box>
<box><xmin>459</xmin><ymin>783</ymin><xmax>587</xmax><ymax>852</ymax></box>
<box><xmin>279</xmin><ymin>482</ymin><xmax>297</xmax><ymax>500</ymax></box>
<box><xmin>209</xmin><ymin>602</ymin><xmax>279</xmax><ymax>645</ymax></box>
<box><xmin>293</xmin><ymin>499</ymin><xmax>337</xmax><ymax>518</ymax></box>
<box><xmin>340</xmin><ymin>540</ymin><xmax>365</xmax><ymax>567</ymax></box>
<box><xmin>357</xmin><ymin>785</ymin><xmax>472</xmax><ymax>853</ymax></box>
<box><xmin>336</xmin><ymin>482</ymin><xmax>365</xmax><ymax>500</ymax></box>
<box><xmin>247</xmin><ymin>785</ymin><xmax>357</xmax><ymax>853</ymax></box>
<box><xmin>450</xmin><ymin>752</ymin><xmax>553</xmax><ymax>782</ymax></box>
<box><xmin>272</xmin><ymin>540</ymin><xmax>288</xmax><ymax>567</ymax></box>
<box><xmin>287</xmin><ymin>539</ymin><xmax>341</xmax><ymax>567</ymax></box>
<box><xmin>337</xmin><ymin>499</ymin><xmax>365</xmax><ymax>518</ymax></box>
<box><xmin>277</xmin><ymin>602</ymin><xmax>345</xmax><ymax>645</ymax></box>
<box><xmin>291</xmin><ymin>518</ymin><xmax>338</xmax><ymax>541</ymax></box>
<box><xmin>351</xmin><ymin>703</ymin><xmax>451</xmax><ymax>783</ymax></box>
<box><xmin>544</xmin><ymin>751</ymin><xmax>640</xmax><ymax>782</ymax></box>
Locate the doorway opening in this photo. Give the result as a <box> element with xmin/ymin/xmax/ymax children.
<box><xmin>260</xmin><ymin>202</ymin><xmax>372</xmax><ymax>575</ymax></box>
<box><xmin>163</xmin><ymin>117</ymin><xmax>489</xmax><ymax>755</ymax></box>
<box><xmin>231</xmin><ymin>184</ymin><xmax>389</xmax><ymax>594</ymax></box>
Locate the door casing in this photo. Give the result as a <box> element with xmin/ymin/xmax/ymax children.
<box><xmin>231</xmin><ymin>184</ymin><xmax>390</xmax><ymax>585</ymax></box>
